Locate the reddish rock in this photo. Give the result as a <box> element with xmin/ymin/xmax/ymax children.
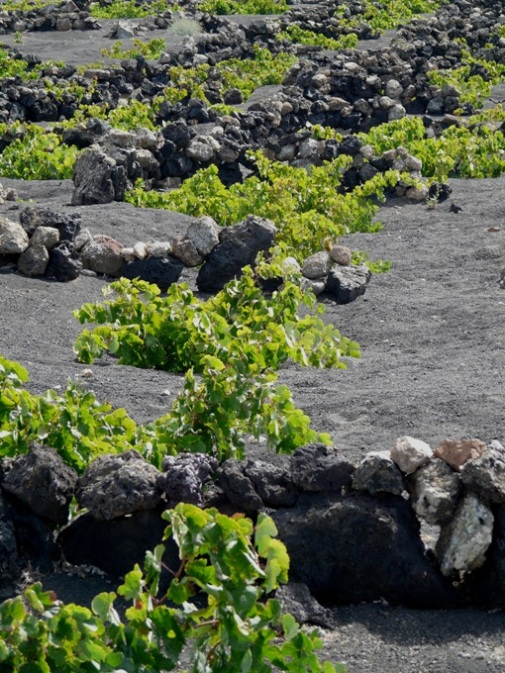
<box><xmin>434</xmin><ymin>439</ymin><xmax>486</xmax><ymax>472</ymax></box>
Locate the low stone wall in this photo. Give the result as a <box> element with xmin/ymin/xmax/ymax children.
<box><xmin>2</xmin><ymin>437</ymin><xmax>505</xmax><ymax>608</ymax></box>
<box><xmin>0</xmin><ymin>202</ymin><xmax>371</xmax><ymax>302</ymax></box>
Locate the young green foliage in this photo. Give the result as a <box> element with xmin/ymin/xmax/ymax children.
<box><xmin>89</xmin><ymin>0</ymin><xmax>168</xmax><ymax>18</ymax></box>
<box><xmin>277</xmin><ymin>25</ymin><xmax>359</xmax><ymax>50</ymax></box>
<box><xmin>0</xmin><ymin>505</ymin><xmax>345</xmax><ymax>672</ymax></box>
<box><xmin>74</xmin><ymin>270</ymin><xmax>359</xmax><ymax>461</ymax></box>
<box><xmin>198</xmin><ymin>0</ymin><xmax>288</xmax><ymax>15</ymax></box>
<box><xmin>101</xmin><ymin>37</ymin><xmax>167</xmax><ymax>60</ymax></box>
<box><xmin>360</xmin><ymin>113</ymin><xmax>505</xmax><ymax>180</ymax></box>
<box><xmin>0</xmin><ymin>123</ymin><xmax>78</xmax><ymax>180</ymax></box>
<box><xmin>0</xmin><ymin>356</ymin><xmax>138</xmax><ymax>473</ymax></box>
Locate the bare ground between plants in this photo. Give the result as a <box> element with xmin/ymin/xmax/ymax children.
<box><xmin>1</xmin><ymin>175</ymin><xmax>505</xmax><ymax>671</ymax></box>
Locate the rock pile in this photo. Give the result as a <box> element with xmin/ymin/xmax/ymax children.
<box><xmin>0</xmin><ymin>202</ymin><xmax>371</xmax><ymax>301</ymax></box>
<box><xmin>2</xmin><ymin>436</ymin><xmax>505</xmax><ymax>608</ymax></box>
<box><xmin>0</xmin><ymin>0</ymin><xmax>100</xmax><ymax>34</ymax></box>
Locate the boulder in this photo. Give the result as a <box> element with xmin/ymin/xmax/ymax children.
<box><xmin>329</xmin><ymin>245</ymin><xmax>352</xmax><ymax>266</ymax></box>
<box><xmin>468</xmin><ymin>504</ymin><xmax>505</xmax><ymax>607</ymax></box>
<box><xmin>29</xmin><ymin>226</ymin><xmax>60</xmax><ymax>250</ymax></box>
<box><xmin>244</xmin><ymin>458</ymin><xmax>299</xmax><ymax>507</ymax></box>
<box><xmin>301</xmin><ymin>251</ymin><xmax>332</xmax><ymax>280</ymax></box>
<box><xmin>390</xmin><ymin>436</ymin><xmax>433</xmax><ymax>474</ymax></box>
<box><xmin>185</xmin><ymin>215</ymin><xmax>221</xmax><ymax>256</ymax></box>
<box><xmin>273</xmin><ymin>492</ymin><xmax>457</xmax><ymax>607</ymax></box>
<box><xmin>217</xmin><ymin>460</ymin><xmax>263</xmax><ymax>512</ymax></box>
<box><xmin>76</xmin><ymin>450</ymin><xmax>163</xmax><ymax>520</ymax></box>
<box><xmin>408</xmin><ymin>458</ymin><xmax>461</xmax><ymax>526</ymax></box>
<box><xmin>325</xmin><ymin>263</ymin><xmax>371</xmax><ymax>304</ymax></box>
<box><xmin>276</xmin><ymin>582</ymin><xmax>333</xmax><ymax>628</ymax></box>
<box><xmin>185</xmin><ymin>134</ymin><xmax>220</xmax><ymax>162</ymax></box>
<box><xmin>160</xmin><ymin>453</ymin><xmax>218</xmax><ymax>506</ymax></box>
<box><xmin>436</xmin><ymin>493</ymin><xmax>494</xmax><ymax>577</ymax></box>
<box><xmin>20</xmin><ymin>207</ymin><xmax>81</xmax><ymax>242</ymax></box>
<box><xmin>79</xmin><ymin>234</ymin><xmax>125</xmax><ymax>276</ymax></box>
<box><xmin>122</xmin><ymin>255</ymin><xmax>184</xmax><ymax>291</ymax></box>
<box><xmin>17</xmin><ymin>244</ymin><xmax>49</xmax><ymax>276</ymax></box>
<box><xmin>72</xmin><ymin>147</ymin><xmax>127</xmax><ymax>205</ymax></box>
<box><xmin>2</xmin><ymin>443</ymin><xmax>77</xmax><ymax>525</ymax></box>
<box><xmin>460</xmin><ymin>441</ymin><xmax>505</xmax><ymax>503</ymax></box>
<box><xmin>197</xmin><ymin>215</ymin><xmax>276</xmax><ymax>292</ymax></box>
<box><xmin>291</xmin><ymin>443</ymin><xmax>354</xmax><ymax>492</ymax></box>
<box><xmin>0</xmin><ymin>217</ymin><xmax>29</xmax><ymax>255</ymax></box>
<box><xmin>0</xmin><ymin>493</ymin><xmax>22</xmax><ymax>594</ymax></box>
<box><xmin>45</xmin><ymin>242</ymin><xmax>82</xmax><ymax>281</ymax></box>
<box><xmin>171</xmin><ymin>237</ymin><xmax>204</xmax><ymax>267</ymax></box>
<box><xmin>352</xmin><ymin>451</ymin><xmax>405</xmax><ymax>495</ymax></box>
<box><xmin>434</xmin><ymin>438</ymin><xmax>486</xmax><ymax>471</ymax></box>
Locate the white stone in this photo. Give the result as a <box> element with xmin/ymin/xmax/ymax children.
<box><xmin>186</xmin><ymin>215</ymin><xmax>220</xmax><ymax>256</ymax></box>
<box><xmin>405</xmin><ymin>154</ymin><xmax>423</xmax><ymax>172</ymax></box>
<box><xmin>385</xmin><ymin>79</ymin><xmax>403</xmax><ymax>99</ymax></box>
<box><xmin>135</xmin><ymin>128</ymin><xmax>159</xmax><ymax>150</ymax></box>
<box><xmin>410</xmin><ymin>459</ymin><xmax>461</xmax><ymax>525</ymax></box>
<box><xmin>30</xmin><ymin>226</ymin><xmax>60</xmax><ymax>250</ymax></box>
<box><xmin>390</xmin><ymin>436</ymin><xmax>433</xmax><ymax>474</ymax></box>
<box><xmin>145</xmin><ymin>241</ymin><xmax>172</xmax><ymax>258</ymax></box>
<box><xmin>281</xmin><ymin>256</ymin><xmax>301</xmax><ymax>275</ymax></box>
<box><xmin>298</xmin><ymin>137</ymin><xmax>322</xmax><ymax>159</ymax></box>
<box><xmin>186</xmin><ymin>135</ymin><xmax>220</xmax><ymax>162</ymax></box>
<box><xmin>300</xmin><ymin>277</ymin><xmax>326</xmax><ymax>296</ymax></box>
<box><xmin>134</xmin><ymin>148</ymin><xmax>158</xmax><ymax>171</ymax></box>
<box><xmin>388</xmin><ymin>104</ymin><xmax>406</xmax><ymax>121</ymax></box>
<box><xmin>0</xmin><ymin>216</ymin><xmax>29</xmax><ymax>254</ymax></box>
<box><xmin>301</xmin><ymin>250</ymin><xmax>332</xmax><ymax>280</ymax></box>
<box><xmin>436</xmin><ymin>493</ymin><xmax>493</xmax><ymax>576</ymax></box>
<box><xmin>108</xmin><ymin>129</ymin><xmax>136</xmax><ymax>148</ymax></box>
<box><xmin>133</xmin><ymin>241</ymin><xmax>148</xmax><ymax>259</ymax></box>
<box><xmin>379</xmin><ymin>95</ymin><xmax>396</xmax><ymax>109</ymax></box>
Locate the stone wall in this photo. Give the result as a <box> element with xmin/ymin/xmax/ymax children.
<box><xmin>2</xmin><ymin>437</ymin><xmax>505</xmax><ymax>608</ymax></box>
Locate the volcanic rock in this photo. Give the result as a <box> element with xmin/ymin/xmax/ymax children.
<box><xmin>197</xmin><ymin>215</ymin><xmax>276</xmax><ymax>292</ymax></box>
<box><xmin>2</xmin><ymin>443</ymin><xmax>77</xmax><ymax>525</ymax></box>
<box><xmin>122</xmin><ymin>255</ymin><xmax>184</xmax><ymax>291</ymax></box>
<box><xmin>217</xmin><ymin>460</ymin><xmax>263</xmax><ymax>512</ymax></box>
<box><xmin>72</xmin><ymin>147</ymin><xmax>128</xmax><ymax>205</ymax></box>
<box><xmin>76</xmin><ymin>450</ymin><xmax>163</xmax><ymax>521</ymax></box>
<box><xmin>0</xmin><ymin>217</ymin><xmax>29</xmax><ymax>255</ymax></box>
<box><xmin>436</xmin><ymin>493</ymin><xmax>493</xmax><ymax>576</ymax></box>
<box><xmin>45</xmin><ymin>241</ymin><xmax>82</xmax><ymax>281</ymax></box>
<box><xmin>291</xmin><ymin>443</ymin><xmax>354</xmax><ymax>492</ymax></box>
<box><xmin>19</xmin><ymin>207</ymin><xmax>82</xmax><ymax>242</ymax></box>
<box><xmin>273</xmin><ymin>492</ymin><xmax>457</xmax><ymax>607</ymax></box>
<box><xmin>58</xmin><ymin>506</ymin><xmax>179</xmax><ymax>577</ymax></box>
<box><xmin>352</xmin><ymin>451</ymin><xmax>405</xmax><ymax>495</ymax></box>
<box><xmin>325</xmin><ymin>263</ymin><xmax>371</xmax><ymax>304</ymax></box>
<box><xmin>160</xmin><ymin>453</ymin><xmax>218</xmax><ymax>506</ymax></box>
<box><xmin>460</xmin><ymin>440</ymin><xmax>505</xmax><ymax>503</ymax></box>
